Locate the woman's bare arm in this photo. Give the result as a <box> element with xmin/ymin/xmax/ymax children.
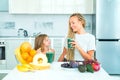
<box><xmin>58</xmin><ymin>47</ymin><xmax>67</xmax><ymax>62</ymax></box>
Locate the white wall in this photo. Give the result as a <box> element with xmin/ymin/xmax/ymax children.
<box><xmin>0</xmin><ymin>12</ymin><xmax>94</xmax><ymax>37</ymax></box>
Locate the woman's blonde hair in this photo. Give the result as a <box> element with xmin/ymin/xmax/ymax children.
<box><xmin>66</xmin><ymin>13</ymin><xmax>86</xmax><ymax>61</ymax></box>
<box><xmin>34</xmin><ymin>34</ymin><xmax>48</xmax><ymax>52</ymax></box>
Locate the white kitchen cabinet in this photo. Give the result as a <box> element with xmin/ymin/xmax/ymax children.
<box><xmin>9</xmin><ymin>0</ymin><xmax>95</xmax><ymax>14</ymax></box>
<box><xmin>61</xmin><ymin>0</ymin><xmax>95</xmax><ymax>14</ymax></box>
<box><xmin>0</xmin><ymin>64</ymin><xmax>6</xmax><ymax>70</ymax></box>
<box><xmin>50</xmin><ymin>37</ymin><xmax>64</xmax><ymax>61</ymax></box>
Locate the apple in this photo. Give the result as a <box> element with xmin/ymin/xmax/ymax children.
<box><xmin>92</xmin><ymin>62</ymin><xmax>100</xmax><ymax>71</ymax></box>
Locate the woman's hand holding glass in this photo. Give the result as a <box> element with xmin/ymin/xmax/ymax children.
<box><xmin>70</xmin><ymin>40</ymin><xmax>80</xmax><ymax>49</ymax></box>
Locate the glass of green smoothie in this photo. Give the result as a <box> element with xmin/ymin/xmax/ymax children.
<box><xmin>46</xmin><ymin>52</ymin><xmax>54</xmax><ymax>63</ymax></box>
<box><xmin>67</xmin><ymin>38</ymin><xmax>74</xmax><ymax>49</ymax></box>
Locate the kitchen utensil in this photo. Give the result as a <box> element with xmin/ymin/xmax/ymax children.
<box><xmin>24</xmin><ymin>30</ymin><xmax>28</xmax><ymax>37</ymax></box>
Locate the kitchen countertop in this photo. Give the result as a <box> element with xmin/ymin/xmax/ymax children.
<box><xmin>0</xmin><ymin>36</ymin><xmax>65</xmax><ymax>39</ymax></box>
<box><xmin>2</xmin><ymin>62</ymin><xmax>112</xmax><ymax>80</ymax></box>
<box><xmin>0</xmin><ymin>70</ymin><xmax>11</xmax><ymax>73</ymax></box>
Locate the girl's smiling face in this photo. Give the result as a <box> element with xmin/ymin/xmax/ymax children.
<box><xmin>43</xmin><ymin>37</ymin><xmax>51</xmax><ymax>47</ymax></box>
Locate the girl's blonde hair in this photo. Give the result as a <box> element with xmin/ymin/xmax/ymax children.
<box><xmin>34</xmin><ymin>34</ymin><xmax>48</xmax><ymax>52</ymax></box>
<box><xmin>66</xmin><ymin>13</ymin><xmax>86</xmax><ymax>61</ymax></box>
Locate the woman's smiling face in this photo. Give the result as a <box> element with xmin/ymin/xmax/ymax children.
<box><xmin>69</xmin><ymin>16</ymin><xmax>83</xmax><ymax>33</ymax></box>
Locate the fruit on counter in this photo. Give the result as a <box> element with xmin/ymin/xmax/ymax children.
<box><xmin>61</xmin><ymin>60</ymin><xmax>100</xmax><ymax>73</ymax></box>
<box><xmin>26</xmin><ymin>56</ymin><xmax>33</xmax><ymax>63</ymax></box>
<box><xmin>86</xmin><ymin>64</ymin><xmax>94</xmax><ymax>73</ymax></box>
<box><xmin>29</xmin><ymin>49</ymin><xmax>36</xmax><ymax>57</ymax></box>
<box><xmin>20</xmin><ymin>42</ymin><xmax>32</xmax><ymax>53</ymax></box>
<box><xmin>82</xmin><ymin>60</ymin><xmax>100</xmax><ymax>73</ymax></box>
<box><xmin>15</xmin><ymin>47</ymin><xmax>35</xmax><ymax>64</ymax></box>
<box><xmin>61</xmin><ymin>63</ymin><xmax>71</xmax><ymax>68</ymax></box>
<box><xmin>15</xmin><ymin>42</ymin><xmax>37</xmax><ymax>64</ymax></box>
<box><xmin>92</xmin><ymin>62</ymin><xmax>100</xmax><ymax>71</ymax></box>
<box><xmin>15</xmin><ymin>48</ymin><xmax>28</xmax><ymax>64</ymax></box>
<box><xmin>15</xmin><ymin>41</ymin><xmax>50</xmax><ymax>72</ymax></box>
<box><xmin>21</xmin><ymin>52</ymin><xmax>29</xmax><ymax>60</ymax></box>
<box><xmin>84</xmin><ymin>60</ymin><xmax>100</xmax><ymax>72</ymax></box>
<box><xmin>30</xmin><ymin>53</ymin><xmax>50</xmax><ymax>70</ymax></box>
<box><xmin>78</xmin><ymin>65</ymin><xmax>86</xmax><ymax>72</ymax></box>
<box><xmin>30</xmin><ymin>63</ymin><xmax>50</xmax><ymax>70</ymax></box>
<box><xmin>32</xmin><ymin>53</ymin><xmax>48</xmax><ymax>64</ymax></box>
<box><xmin>17</xmin><ymin>64</ymin><xmax>33</xmax><ymax>72</ymax></box>
<box><xmin>69</xmin><ymin>61</ymin><xmax>79</xmax><ymax>68</ymax></box>
<box><xmin>61</xmin><ymin>61</ymin><xmax>79</xmax><ymax>68</ymax></box>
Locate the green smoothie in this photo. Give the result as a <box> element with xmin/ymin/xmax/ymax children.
<box><xmin>46</xmin><ymin>52</ymin><xmax>54</xmax><ymax>63</ymax></box>
<box><xmin>67</xmin><ymin>38</ymin><xmax>74</xmax><ymax>49</ymax></box>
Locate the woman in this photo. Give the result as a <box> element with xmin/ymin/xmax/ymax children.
<box><xmin>34</xmin><ymin>34</ymin><xmax>55</xmax><ymax>54</ymax></box>
<box><xmin>58</xmin><ymin>13</ymin><xmax>96</xmax><ymax>62</ymax></box>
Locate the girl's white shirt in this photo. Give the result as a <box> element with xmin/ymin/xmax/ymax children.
<box><xmin>64</xmin><ymin>33</ymin><xmax>96</xmax><ymax>61</ymax></box>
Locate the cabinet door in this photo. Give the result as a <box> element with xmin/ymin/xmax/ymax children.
<box><xmin>0</xmin><ymin>64</ymin><xmax>6</xmax><ymax>70</ymax></box>
<box><xmin>6</xmin><ymin>39</ymin><xmax>29</xmax><ymax>70</ymax></box>
<box><xmin>50</xmin><ymin>37</ymin><xmax>64</xmax><ymax>61</ymax></box>
<box><xmin>62</xmin><ymin>0</ymin><xmax>94</xmax><ymax>14</ymax></box>
<box><xmin>9</xmin><ymin>0</ymin><xmax>28</xmax><ymax>13</ymax></box>
<box><xmin>9</xmin><ymin>0</ymin><xmax>95</xmax><ymax>14</ymax></box>
<box><xmin>74</xmin><ymin>0</ymin><xmax>94</xmax><ymax>14</ymax></box>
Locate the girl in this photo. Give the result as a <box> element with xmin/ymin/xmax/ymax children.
<box><xmin>34</xmin><ymin>34</ymin><xmax>55</xmax><ymax>54</ymax></box>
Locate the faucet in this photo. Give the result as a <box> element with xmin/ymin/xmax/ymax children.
<box><xmin>33</xmin><ymin>32</ymin><xmax>41</xmax><ymax>37</ymax></box>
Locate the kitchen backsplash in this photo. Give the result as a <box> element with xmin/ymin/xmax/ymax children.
<box><xmin>0</xmin><ymin>22</ymin><xmax>15</xmax><ymax>29</ymax></box>
<box><xmin>0</xmin><ymin>12</ymin><xmax>95</xmax><ymax>37</ymax></box>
